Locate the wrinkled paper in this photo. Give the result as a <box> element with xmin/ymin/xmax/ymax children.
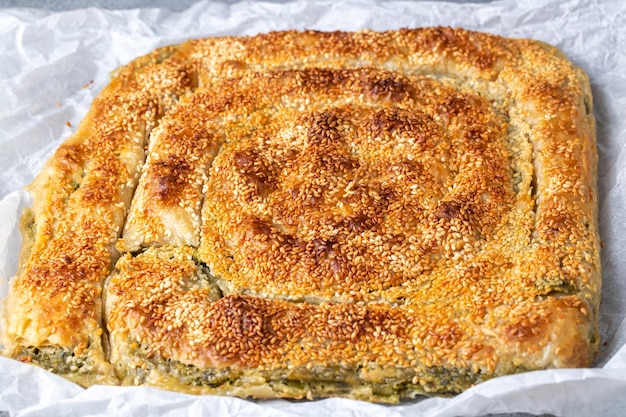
<box><xmin>1</xmin><ymin>0</ymin><xmax>625</xmax><ymax>416</ymax></box>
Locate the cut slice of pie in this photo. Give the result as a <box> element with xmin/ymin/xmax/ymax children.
<box><xmin>2</xmin><ymin>28</ymin><xmax>600</xmax><ymax>402</ymax></box>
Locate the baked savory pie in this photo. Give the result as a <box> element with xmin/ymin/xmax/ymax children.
<box><xmin>1</xmin><ymin>28</ymin><xmax>600</xmax><ymax>402</ymax></box>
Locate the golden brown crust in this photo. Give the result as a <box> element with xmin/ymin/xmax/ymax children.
<box><xmin>2</xmin><ymin>28</ymin><xmax>599</xmax><ymax>400</ymax></box>
<box><xmin>2</xmin><ymin>47</ymin><xmax>198</xmax><ymax>384</ymax></box>
<box><xmin>197</xmin><ymin>69</ymin><xmax>511</xmax><ymax>303</ymax></box>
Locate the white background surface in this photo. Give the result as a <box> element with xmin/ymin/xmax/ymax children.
<box><xmin>0</xmin><ymin>1</ymin><xmax>625</xmax><ymax>416</ymax></box>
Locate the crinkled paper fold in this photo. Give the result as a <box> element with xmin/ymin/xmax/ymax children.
<box><xmin>1</xmin><ymin>0</ymin><xmax>625</xmax><ymax>416</ymax></box>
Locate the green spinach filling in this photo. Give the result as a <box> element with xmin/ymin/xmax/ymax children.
<box><xmin>17</xmin><ymin>346</ymin><xmax>94</xmax><ymax>375</ymax></box>
<box><xmin>121</xmin><ymin>345</ymin><xmax>491</xmax><ymax>400</ymax></box>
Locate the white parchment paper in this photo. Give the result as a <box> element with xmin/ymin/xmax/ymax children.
<box><xmin>1</xmin><ymin>0</ymin><xmax>625</xmax><ymax>416</ymax></box>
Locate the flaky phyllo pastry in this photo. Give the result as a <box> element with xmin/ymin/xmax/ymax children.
<box><xmin>1</xmin><ymin>28</ymin><xmax>600</xmax><ymax>403</ymax></box>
